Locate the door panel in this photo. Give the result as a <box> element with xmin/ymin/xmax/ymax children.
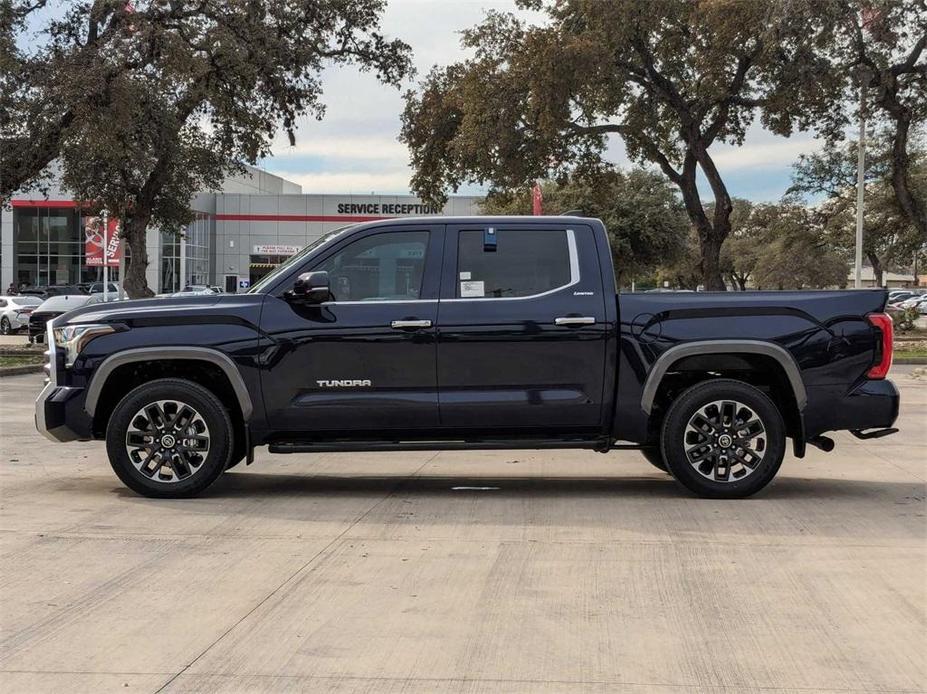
<box><xmin>436</xmin><ymin>224</ymin><xmax>608</xmax><ymax>431</ymax></box>
<box><xmin>259</xmin><ymin>226</ymin><xmax>442</xmax><ymax>433</ymax></box>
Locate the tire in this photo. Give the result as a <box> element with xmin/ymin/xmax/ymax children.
<box><xmin>0</xmin><ymin>317</ymin><xmax>10</xmax><ymax>335</ymax></box>
<box><xmin>640</xmin><ymin>447</ymin><xmax>668</xmax><ymax>472</ymax></box>
<box><xmin>660</xmin><ymin>379</ymin><xmax>785</xmax><ymax>499</ymax></box>
<box><xmin>106</xmin><ymin>378</ymin><xmax>233</xmax><ymax>498</ymax></box>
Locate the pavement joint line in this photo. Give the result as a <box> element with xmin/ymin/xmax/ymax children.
<box><xmin>5</xmin><ymin>531</ymin><xmax>923</xmax><ymax>550</ymax></box>
<box><xmin>152</xmin><ymin>451</ymin><xmax>442</xmax><ymax>694</ymax></box>
<box><xmin>136</xmin><ymin>670</ymin><xmax>927</xmax><ymax>693</ymax></box>
<box><xmin>4</xmin><ymin>669</ymin><xmax>921</xmax><ymax>693</ymax></box>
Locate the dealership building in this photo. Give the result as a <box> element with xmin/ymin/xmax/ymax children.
<box><xmin>1</xmin><ymin>166</ymin><xmax>481</xmax><ymax>294</ymax></box>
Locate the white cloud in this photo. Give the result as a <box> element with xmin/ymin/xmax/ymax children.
<box><xmin>709</xmin><ymin>131</ymin><xmax>824</xmax><ymax>171</ymax></box>
<box><xmin>270</xmin><ymin>169</ymin><xmax>416</xmax><ymax>195</ymax></box>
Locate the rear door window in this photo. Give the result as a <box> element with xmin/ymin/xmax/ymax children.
<box><xmin>456</xmin><ymin>228</ymin><xmax>573</xmax><ymax>298</ymax></box>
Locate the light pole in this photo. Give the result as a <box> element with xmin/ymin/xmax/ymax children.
<box><xmin>854</xmin><ymin>67</ymin><xmax>869</xmax><ymax>289</ymax></box>
<box><xmin>102</xmin><ymin>209</ymin><xmax>110</xmax><ymax>302</ymax></box>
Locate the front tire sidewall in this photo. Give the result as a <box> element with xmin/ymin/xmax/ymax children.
<box><xmin>661</xmin><ymin>380</ymin><xmax>785</xmax><ymax>499</ymax></box>
<box><xmin>106</xmin><ymin>379</ymin><xmax>233</xmax><ymax>498</ymax></box>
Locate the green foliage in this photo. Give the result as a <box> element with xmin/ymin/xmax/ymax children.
<box><xmin>748</xmin><ymin>203</ymin><xmax>849</xmax><ymax>290</ymax></box>
<box><xmin>480</xmin><ymin>169</ymin><xmax>689</xmax><ymax>283</ymax></box>
<box><xmin>400</xmin><ymin>0</ymin><xmax>854</xmax><ymax>291</ymax></box>
<box><xmin>2</xmin><ymin>0</ymin><xmax>412</xmax><ymax>296</ymax></box>
<box><xmin>764</xmin><ymin>0</ymin><xmax>927</xmax><ymax>241</ymax></box>
<box><xmin>791</xmin><ymin>132</ymin><xmax>925</xmax><ymax>284</ymax></box>
<box><xmin>891</xmin><ymin>307</ymin><xmax>920</xmax><ymax>331</ymax></box>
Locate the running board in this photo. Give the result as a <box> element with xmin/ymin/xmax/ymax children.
<box><xmin>268</xmin><ymin>438</ymin><xmax>608</xmax><ymax>454</ymax></box>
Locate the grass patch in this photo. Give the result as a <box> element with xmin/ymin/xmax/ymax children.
<box><xmin>0</xmin><ymin>355</ymin><xmax>42</xmax><ymax>367</ymax></box>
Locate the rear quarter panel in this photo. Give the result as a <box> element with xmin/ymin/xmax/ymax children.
<box><xmin>614</xmin><ymin>290</ymin><xmax>888</xmax><ymax>442</ymax></box>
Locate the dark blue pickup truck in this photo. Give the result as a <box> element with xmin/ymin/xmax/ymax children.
<box><xmin>36</xmin><ymin>216</ymin><xmax>899</xmax><ymax>499</ymax></box>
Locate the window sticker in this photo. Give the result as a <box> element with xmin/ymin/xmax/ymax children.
<box><xmin>459</xmin><ymin>271</ymin><xmax>472</xmax><ymax>280</ymax></box>
<box><xmin>460</xmin><ymin>280</ymin><xmax>485</xmax><ymax>298</ymax></box>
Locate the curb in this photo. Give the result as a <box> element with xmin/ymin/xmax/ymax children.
<box><xmin>0</xmin><ymin>364</ymin><xmax>43</xmax><ymax>377</ymax></box>
<box><xmin>896</xmin><ymin>357</ymin><xmax>927</xmax><ymax>365</ymax></box>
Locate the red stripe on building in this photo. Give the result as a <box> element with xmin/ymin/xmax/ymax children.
<box><xmin>214</xmin><ymin>214</ymin><xmax>390</xmax><ymax>223</ymax></box>
<box><xmin>11</xmin><ymin>199</ymin><xmax>81</xmax><ymax>208</ymax></box>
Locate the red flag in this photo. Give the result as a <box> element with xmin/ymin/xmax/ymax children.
<box><xmin>532</xmin><ymin>182</ymin><xmax>543</xmax><ymax>215</ymax></box>
<box><xmin>84</xmin><ymin>217</ymin><xmax>122</xmax><ymax>267</ymax></box>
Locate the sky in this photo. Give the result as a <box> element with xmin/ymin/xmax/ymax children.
<box><xmin>259</xmin><ymin>0</ymin><xmax>828</xmax><ymax>202</ymax></box>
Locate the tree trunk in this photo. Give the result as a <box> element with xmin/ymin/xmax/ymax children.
<box><xmin>866</xmin><ymin>251</ymin><xmax>883</xmax><ymax>288</ymax></box>
<box><xmin>122</xmin><ymin>215</ymin><xmax>155</xmax><ymax>299</ymax></box>
<box><xmin>674</xmin><ymin>153</ymin><xmax>727</xmax><ymax>291</ymax></box>
<box><xmin>888</xmin><ymin>110</ymin><xmax>927</xmax><ymax>244</ymax></box>
<box><xmin>874</xmin><ymin>73</ymin><xmax>927</xmax><ymax>245</ymax></box>
<box><xmin>692</xmin><ymin>144</ymin><xmax>732</xmax><ymax>291</ymax></box>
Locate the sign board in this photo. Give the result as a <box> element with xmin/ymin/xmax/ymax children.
<box><xmin>239</xmin><ymin>279</ymin><xmax>251</xmax><ymax>289</ymax></box>
<box><xmin>253</xmin><ymin>244</ymin><xmax>300</xmax><ymax>256</ymax></box>
<box><xmin>335</xmin><ymin>202</ymin><xmax>441</xmax><ymax>215</ymax></box>
<box><xmin>84</xmin><ymin>217</ymin><xmax>122</xmax><ymax>268</ymax></box>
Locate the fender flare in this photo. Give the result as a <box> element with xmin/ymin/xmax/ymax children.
<box><xmin>83</xmin><ymin>346</ymin><xmax>253</xmax><ymax>420</ymax></box>
<box><xmin>640</xmin><ymin>340</ymin><xmax>807</xmax><ymax>415</ymax></box>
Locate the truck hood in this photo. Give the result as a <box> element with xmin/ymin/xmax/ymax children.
<box><xmin>53</xmin><ymin>294</ymin><xmax>226</xmax><ymax>327</ymax></box>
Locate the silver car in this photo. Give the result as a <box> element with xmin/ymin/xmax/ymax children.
<box><xmin>0</xmin><ymin>295</ymin><xmax>43</xmax><ymax>334</ymax></box>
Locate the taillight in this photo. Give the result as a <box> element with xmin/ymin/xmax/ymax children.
<box><xmin>866</xmin><ymin>313</ymin><xmax>893</xmax><ymax>379</ymax></box>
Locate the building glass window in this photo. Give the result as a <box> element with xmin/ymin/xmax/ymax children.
<box><xmin>13</xmin><ymin>206</ymin><xmax>120</xmax><ymax>290</ymax></box>
<box><xmin>160</xmin><ymin>213</ymin><xmax>212</xmax><ymax>292</ymax></box>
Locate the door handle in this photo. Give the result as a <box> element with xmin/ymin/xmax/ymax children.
<box><xmin>554</xmin><ymin>316</ymin><xmax>596</xmax><ymax>326</ymax></box>
<box><xmin>391</xmin><ymin>319</ymin><xmax>432</xmax><ymax>329</ymax></box>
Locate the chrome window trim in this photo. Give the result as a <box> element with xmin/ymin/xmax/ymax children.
<box><xmin>444</xmin><ymin>228</ymin><xmax>580</xmax><ymax>302</ymax></box>
<box><xmin>318</xmin><ymin>299</ymin><xmax>439</xmax><ymax>306</ymax></box>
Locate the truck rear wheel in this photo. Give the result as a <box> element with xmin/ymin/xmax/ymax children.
<box><xmin>105</xmin><ymin>378</ymin><xmax>232</xmax><ymax>498</ymax></box>
<box><xmin>660</xmin><ymin>379</ymin><xmax>785</xmax><ymax>499</ymax></box>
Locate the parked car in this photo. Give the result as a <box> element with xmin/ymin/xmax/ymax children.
<box><xmin>28</xmin><ymin>293</ymin><xmax>123</xmax><ymax>343</ymax></box>
<box><xmin>86</xmin><ymin>282</ymin><xmax>120</xmax><ymax>295</ymax></box>
<box><xmin>19</xmin><ymin>285</ymin><xmax>87</xmax><ymax>299</ymax></box>
<box><xmin>36</xmin><ymin>215</ymin><xmax>899</xmax><ymax>500</ymax></box>
<box><xmin>0</xmin><ymin>295</ymin><xmax>43</xmax><ymax>334</ymax></box>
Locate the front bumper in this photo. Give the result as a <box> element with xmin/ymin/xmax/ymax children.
<box><xmin>34</xmin><ymin>320</ymin><xmax>92</xmax><ymax>443</ymax></box>
<box><xmin>35</xmin><ymin>382</ymin><xmax>90</xmax><ymax>442</ymax></box>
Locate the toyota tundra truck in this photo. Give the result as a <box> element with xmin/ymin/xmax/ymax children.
<box><xmin>35</xmin><ymin>216</ymin><xmax>899</xmax><ymax>499</ymax></box>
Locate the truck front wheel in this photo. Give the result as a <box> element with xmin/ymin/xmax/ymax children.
<box><xmin>105</xmin><ymin>378</ymin><xmax>233</xmax><ymax>498</ymax></box>
<box><xmin>660</xmin><ymin>379</ymin><xmax>785</xmax><ymax>499</ymax></box>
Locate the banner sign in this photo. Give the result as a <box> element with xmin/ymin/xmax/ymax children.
<box><xmin>84</xmin><ymin>217</ymin><xmax>122</xmax><ymax>267</ymax></box>
<box><xmin>253</xmin><ymin>244</ymin><xmax>301</xmax><ymax>256</ymax></box>
<box><xmin>532</xmin><ymin>183</ymin><xmax>543</xmax><ymax>215</ymax></box>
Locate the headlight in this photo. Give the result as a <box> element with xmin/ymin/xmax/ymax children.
<box><xmin>53</xmin><ymin>324</ymin><xmax>115</xmax><ymax>367</ymax></box>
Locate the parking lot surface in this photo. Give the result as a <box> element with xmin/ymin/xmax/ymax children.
<box><xmin>1</xmin><ymin>370</ymin><xmax>925</xmax><ymax>693</ymax></box>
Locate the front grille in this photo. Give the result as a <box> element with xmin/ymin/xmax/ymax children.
<box><xmin>29</xmin><ymin>314</ymin><xmax>50</xmax><ymax>341</ymax></box>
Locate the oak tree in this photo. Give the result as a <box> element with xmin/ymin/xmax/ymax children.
<box><xmin>401</xmin><ymin>0</ymin><xmax>827</xmax><ymax>290</ymax></box>
<box><xmin>2</xmin><ymin>0</ymin><xmax>412</xmax><ymax>297</ymax></box>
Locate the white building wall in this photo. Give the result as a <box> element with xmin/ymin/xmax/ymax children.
<box><xmin>215</xmin><ymin>193</ymin><xmax>482</xmax><ymax>290</ymax></box>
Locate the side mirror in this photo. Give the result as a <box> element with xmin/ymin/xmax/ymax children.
<box><xmin>288</xmin><ymin>271</ymin><xmax>331</xmax><ymax>304</ymax></box>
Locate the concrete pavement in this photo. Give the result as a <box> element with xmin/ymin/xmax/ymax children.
<box><xmin>1</xmin><ymin>370</ymin><xmax>924</xmax><ymax>693</ymax></box>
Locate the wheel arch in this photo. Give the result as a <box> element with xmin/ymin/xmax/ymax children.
<box><xmin>85</xmin><ymin>347</ymin><xmax>253</xmax><ymax>432</ymax></box>
<box><xmin>640</xmin><ymin>341</ymin><xmax>807</xmax><ymax>453</ymax></box>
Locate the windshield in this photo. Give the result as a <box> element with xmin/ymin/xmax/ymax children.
<box><xmin>247</xmin><ymin>224</ymin><xmax>357</xmax><ymax>294</ymax></box>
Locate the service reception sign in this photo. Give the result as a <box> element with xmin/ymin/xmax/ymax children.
<box><xmin>84</xmin><ymin>217</ymin><xmax>122</xmax><ymax>267</ymax></box>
